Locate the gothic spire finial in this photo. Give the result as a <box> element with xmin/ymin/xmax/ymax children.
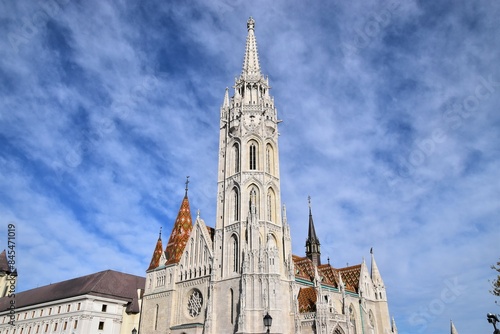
<box><xmin>247</xmin><ymin>16</ymin><xmax>255</xmax><ymax>31</ymax></box>
<box><xmin>159</xmin><ymin>226</ymin><xmax>162</xmax><ymax>240</ymax></box>
<box><xmin>185</xmin><ymin>176</ymin><xmax>190</xmax><ymax>197</ymax></box>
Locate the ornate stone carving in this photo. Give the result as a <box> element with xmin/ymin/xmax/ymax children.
<box><xmin>187</xmin><ymin>289</ymin><xmax>203</xmax><ymax>317</ymax></box>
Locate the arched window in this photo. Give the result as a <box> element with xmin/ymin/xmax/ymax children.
<box><xmin>349</xmin><ymin>304</ymin><xmax>357</xmax><ymax>334</ymax></box>
<box><xmin>231</xmin><ymin>235</ymin><xmax>239</xmax><ymax>273</ymax></box>
<box><xmin>266</xmin><ymin>144</ymin><xmax>274</xmax><ymax>174</ymax></box>
<box><xmin>232</xmin><ymin>188</ymin><xmax>239</xmax><ymax>221</ymax></box>
<box><xmin>266</xmin><ymin>188</ymin><xmax>276</xmax><ymax>222</ymax></box>
<box><xmin>233</xmin><ymin>144</ymin><xmax>240</xmax><ymax>173</ymax></box>
<box><xmin>249</xmin><ymin>142</ymin><xmax>257</xmax><ymax>170</ymax></box>
<box><xmin>249</xmin><ymin>187</ymin><xmax>259</xmax><ymax>216</ymax></box>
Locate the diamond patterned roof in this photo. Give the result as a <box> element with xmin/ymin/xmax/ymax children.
<box><xmin>297</xmin><ymin>287</ymin><xmax>317</xmax><ymax>313</ymax></box>
<box><xmin>339</xmin><ymin>265</ymin><xmax>362</xmax><ymax>293</ymax></box>
<box><xmin>147</xmin><ymin>232</ymin><xmax>163</xmax><ymax>271</ymax></box>
<box><xmin>293</xmin><ymin>255</ymin><xmax>361</xmax><ymax>293</ymax></box>
<box><xmin>165</xmin><ymin>195</ymin><xmax>193</xmax><ymax>265</ymax></box>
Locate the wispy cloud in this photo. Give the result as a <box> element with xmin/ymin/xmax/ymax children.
<box><xmin>0</xmin><ymin>0</ymin><xmax>499</xmax><ymax>333</ymax></box>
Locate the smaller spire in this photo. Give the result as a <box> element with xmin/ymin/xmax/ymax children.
<box><xmin>371</xmin><ymin>248</ymin><xmax>384</xmax><ymax>287</ymax></box>
<box><xmin>392</xmin><ymin>317</ymin><xmax>398</xmax><ymax>333</ymax></box>
<box><xmin>223</xmin><ymin>87</ymin><xmax>229</xmax><ymax>108</ymax></box>
<box><xmin>450</xmin><ymin>320</ymin><xmax>458</xmax><ymax>334</ymax></box>
<box><xmin>306</xmin><ymin>196</ymin><xmax>321</xmax><ymax>266</ymax></box>
<box><xmin>147</xmin><ymin>227</ymin><xmax>164</xmax><ymax>271</ymax></box>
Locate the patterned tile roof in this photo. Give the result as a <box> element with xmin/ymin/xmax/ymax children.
<box><xmin>147</xmin><ymin>230</ymin><xmax>163</xmax><ymax>271</ymax></box>
<box><xmin>165</xmin><ymin>195</ymin><xmax>193</xmax><ymax>265</ymax></box>
<box><xmin>292</xmin><ymin>255</ymin><xmax>316</xmax><ymax>280</ymax></box>
<box><xmin>318</xmin><ymin>264</ymin><xmax>339</xmax><ymax>288</ymax></box>
<box><xmin>0</xmin><ymin>270</ymin><xmax>145</xmax><ymax>312</ymax></box>
<box><xmin>339</xmin><ymin>264</ymin><xmax>362</xmax><ymax>293</ymax></box>
<box><xmin>297</xmin><ymin>287</ymin><xmax>317</xmax><ymax>313</ymax></box>
<box><xmin>292</xmin><ymin>255</ymin><xmax>361</xmax><ymax>293</ymax></box>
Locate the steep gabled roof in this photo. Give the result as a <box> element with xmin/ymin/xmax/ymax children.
<box><xmin>165</xmin><ymin>193</ymin><xmax>193</xmax><ymax>265</ymax></box>
<box><xmin>297</xmin><ymin>287</ymin><xmax>317</xmax><ymax>313</ymax></box>
<box><xmin>0</xmin><ymin>250</ymin><xmax>10</xmax><ymax>273</ymax></box>
<box><xmin>292</xmin><ymin>255</ymin><xmax>361</xmax><ymax>293</ymax></box>
<box><xmin>293</xmin><ymin>255</ymin><xmax>316</xmax><ymax>281</ymax></box>
<box><xmin>0</xmin><ymin>270</ymin><xmax>145</xmax><ymax>312</ymax></box>
<box><xmin>339</xmin><ymin>264</ymin><xmax>362</xmax><ymax>293</ymax></box>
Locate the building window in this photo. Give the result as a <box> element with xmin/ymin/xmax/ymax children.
<box><xmin>63</xmin><ymin>322</ymin><xmax>67</xmax><ymax>330</ymax></box>
<box><xmin>231</xmin><ymin>234</ymin><xmax>239</xmax><ymax>273</ymax></box>
<box><xmin>233</xmin><ymin>144</ymin><xmax>240</xmax><ymax>173</ymax></box>
<box><xmin>77</xmin><ymin>302</ymin><xmax>81</xmax><ymax>310</ymax></box>
<box><xmin>67</xmin><ymin>305</ymin><xmax>71</xmax><ymax>312</ymax></box>
<box><xmin>36</xmin><ymin>325</ymin><xmax>39</xmax><ymax>334</ymax></box>
<box><xmin>57</xmin><ymin>306</ymin><xmax>61</xmax><ymax>314</ymax></box>
<box><xmin>154</xmin><ymin>304</ymin><xmax>159</xmax><ymax>330</ymax></box>
<box><xmin>249</xmin><ymin>143</ymin><xmax>257</xmax><ymax>170</ymax></box>
<box><xmin>101</xmin><ymin>304</ymin><xmax>107</xmax><ymax>312</ymax></box>
<box><xmin>98</xmin><ymin>322</ymin><xmax>104</xmax><ymax>330</ymax></box>
<box><xmin>44</xmin><ymin>324</ymin><xmax>48</xmax><ymax>333</ymax></box>
<box><xmin>53</xmin><ymin>323</ymin><xmax>57</xmax><ymax>331</ymax></box>
<box><xmin>230</xmin><ymin>288</ymin><xmax>234</xmax><ymax>324</ymax></box>
<box><xmin>31</xmin><ymin>311</ymin><xmax>35</xmax><ymax>318</ymax></box>
<box><xmin>233</xmin><ymin>188</ymin><xmax>239</xmax><ymax>221</ymax></box>
<box><xmin>48</xmin><ymin>308</ymin><xmax>52</xmax><ymax>315</ymax></box>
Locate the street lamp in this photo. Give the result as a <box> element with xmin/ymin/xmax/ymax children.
<box><xmin>263</xmin><ymin>312</ymin><xmax>272</xmax><ymax>334</ymax></box>
<box><xmin>487</xmin><ymin>313</ymin><xmax>500</xmax><ymax>334</ymax></box>
<box><xmin>131</xmin><ymin>328</ymin><xmax>137</xmax><ymax>334</ymax></box>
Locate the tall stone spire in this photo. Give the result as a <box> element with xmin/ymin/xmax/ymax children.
<box><xmin>306</xmin><ymin>196</ymin><xmax>321</xmax><ymax>266</ymax></box>
<box><xmin>241</xmin><ymin>17</ymin><xmax>261</xmax><ymax>79</ymax></box>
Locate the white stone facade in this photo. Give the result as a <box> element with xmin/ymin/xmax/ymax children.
<box><xmin>140</xmin><ymin>18</ymin><xmax>398</xmax><ymax>334</ymax></box>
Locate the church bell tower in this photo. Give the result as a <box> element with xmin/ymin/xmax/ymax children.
<box><xmin>207</xmin><ymin>17</ymin><xmax>296</xmax><ymax>334</ymax></box>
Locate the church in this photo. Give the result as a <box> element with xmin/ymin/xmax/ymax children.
<box><xmin>140</xmin><ymin>18</ymin><xmax>398</xmax><ymax>334</ymax></box>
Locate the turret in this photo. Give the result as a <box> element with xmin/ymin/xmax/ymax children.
<box><xmin>305</xmin><ymin>196</ymin><xmax>321</xmax><ymax>266</ymax></box>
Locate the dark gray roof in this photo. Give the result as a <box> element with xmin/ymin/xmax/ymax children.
<box><xmin>0</xmin><ymin>250</ymin><xmax>10</xmax><ymax>273</ymax></box>
<box><xmin>0</xmin><ymin>270</ymin><xmax>145</xmax><ymax>314</ymax></box>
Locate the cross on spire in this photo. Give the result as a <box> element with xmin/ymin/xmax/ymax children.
<box><xmin>185</xmin><ymin>176</ymin><xmax>190</xmax><ymax>197</ymax></box>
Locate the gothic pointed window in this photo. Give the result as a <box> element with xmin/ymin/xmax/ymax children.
<box><xmin>265</xmin><ymin>144</ymin><xmax>274</xmax><ymax>174</ymax></box>
<box><xmin>230</xmin><ymin>234</ymin><xmax>239</xmax><ymax>273</ymax></box>
<box><xmin>250</xmin><ymin>187</ymin><xmax>259</xmax><ymax>216</ymax></box>
<box><xmin>233</xmin><ymin>144</ymin><xmax>240</xmax><ymax>173</ymax></box>
<box><xmin>233</xmin><ymin>188</ymin><xmax>240</xmax><ymax>221</ymax></box>
<box><xmin>266</xmin><ymin>188</ymin><xmax>276</xmax><ymax>222</ymax></box>
<box><xmin>249</xmin><ymin>143</ymin><xmax>257</xmax><ymax>170</ymax></box>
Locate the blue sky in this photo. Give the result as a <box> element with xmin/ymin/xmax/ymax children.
<box><xmin>1</xmin><ymin>0</ymin><xmax>499</xmax><ymax>333</ymax></box>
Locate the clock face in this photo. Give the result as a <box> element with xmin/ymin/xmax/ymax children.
<box><xmin>243</xmin><ymin>113</ymin><xmax>261</xmax><ymax>131</ymax></box>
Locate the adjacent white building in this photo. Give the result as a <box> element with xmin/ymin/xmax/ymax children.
<box><xmin>0</xmin><ymin>270</ymin><xmax>144</xmax><ymax>334</ymax></box>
